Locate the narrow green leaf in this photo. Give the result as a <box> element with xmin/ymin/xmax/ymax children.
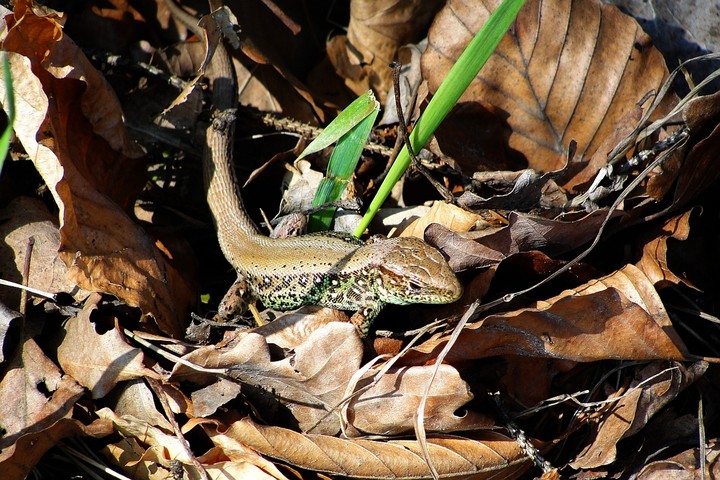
<box><xmin>353</xmin><ymin>0</ymin><xmax>526</xmax><ymax>237</ymax></box>
<box><xmin>296</xmin><ymin>90</ymin><xmax>378</xmax><ymax>161</ymax></box>
<box><xmin>309</xmin><ymin>105</ymin><xmax>379</xmax><ymax>230</ymax></box>
<box><xmin>0</xmin><ymin>52</ymin><xmax>16</xmax><ymax>176</ymax></box>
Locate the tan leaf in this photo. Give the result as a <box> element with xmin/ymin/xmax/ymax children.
<box><xmin>173</xmin><ymin>322</ymin><xmax>364</xmax><ymax>435</ymax></box>
<box><xmin>399</xmin><ymin>201</ymin><xmax>482</xmax><ymax>239</ymax></box>
<box><xmin>636</xmin><ymin>209</ymin><xmax>694</xmax><ymax>288</ymax></box>
<box><xmin>217</xmin><ymin>416</ymin><xmax>534</xmax><ymax>479</ymax></box>
<box><xmin>109</xmin><ymin>379</ymin><xmax>174</xmax><ymax>432</ymax></box>
<box><xmin>0</xmin><ymin>2</ymin><xmax>195</xmax><ymax>336</ymax></box>
<box><xmin>0</xmin><ymin>197</ymin><xmax>86</xmax><ymax>309</ymax></box>
<box><xmin>347</xmin><ymin>364</ymin><xmax>493</xmax><ymax>436</ymax></box>
<box><xmin>328</xmin><ymin>0</ymin><xmax>445</xmax><ymax>102</ymax></box>
<box><xmin>57</xmin><ymin>293</ymin><xmax>161</xmax><ymax>399</ymax></box>
<box><xmin>404</xmin><ymin>265</ymin><xmax>688</xmax><ymax>364</ymax></box>
<box><xmin>423</xmin><ymin>0</ymin><xmax>670</xmax><ymax>174</ymax></box>
<box><xmin>0</xmin><ymin>337</ymin><xmax>111</xmax><ymax>478</ymax></box>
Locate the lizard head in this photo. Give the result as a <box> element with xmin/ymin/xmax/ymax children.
<box><xmin>373</xmin><ymin>237</ymin><xmax>462</xmax><ymax>306</ymax></box>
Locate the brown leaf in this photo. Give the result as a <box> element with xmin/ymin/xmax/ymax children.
<box><xmin>217</xmin><ymin>416</ymin><xmax>534</xmax><ymax>479</ymax></box>
<box><xmin>635</xmin><ymin>438</ymin><xmax>720</xmax><ymax>480</ymax></box>
<box><xmin>347</xmin><ymin>364</ymin><xmax>493</xmax><ymax>436</ymax></box>
<box><xmin>423</xmin><ymin>0</ymin><xmax>670</xmax><ymax>173</ymax></box>
<box><xmin>328</xmin><ymin>0</ymin><xmax>445</xmax><ymax>102</ymax></box>
<box><xmin>570</xmin><ymin>361</ymin><xmax>707</xmax><ymax>469</ymax></box>
<box><xmin>0</xmin><ymin>338</ymin><xmax>85</xmax><ymax>450</ymax></box>
<box><xmin>636</xmin><ymin>209</ymin><xmax>694</xmax><ymax>288</ymax></box>
<box><xmin>427</xmin><ymin>209</ymin><xmax>619</xmax><ymax>271</ymax></box>
<box><xmin>173</xmin><ymin>322</ymin><xmax>364</xmax><ymax>435</ymax></box>
<box><xmin>404</xmin><ymin>265</ymin><xmax>688</xmax><ymax>364</ymax></box>
<box><xmin>0</xmin><ymin>197</ymin><xmax>86</xmax><ymax>309</ymax></box>
<box><xmin>674</xmin><ymin>90</ymin><xmax>720</xmax><ymax>208</ymax></box>
<box><xmin>0</xmin><ymin>1</ymin><xmax>195</xmax><ymax>336</ymax></box>
<box><xmin>57</xmin><ymin>293</ymin><xmax>161</xmax><ymax>399</ymax></box>
<box><xmin>0</xmin><ymin>337</ymin><xmax>112</xmax><ymax>478</ymax></box>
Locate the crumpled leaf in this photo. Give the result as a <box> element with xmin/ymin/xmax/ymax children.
<box><xmin>673</xmin><ymin>90</ymin><xmax>720</xmax><ymax>208</ymax></box>
<box><xmin>327</xmin><ymin>0</ymin><xmax>445</xmax><ymax>102</ymax></box>
<box><xmin>57</xmin><ymin>293</ymin><xmax>161</xmax><ymax>399</ymax></box>
<box><xmin>347</xmin><ymin>364</ymin><xmax>493</xmax><ymax>437</ymax></box>
<box><xmin>570</xmin><ymin>361</ymin><xmax>707</xmax><ymax>469</ymax></box>
<box><xmin>403</xmin><ymin>265</ymin><xmax>689</xmax><ymax>365</ymax></box>
<box><xmin>423</xmin><ymin>0</ymin><xmax>671</xmax><ymax>174</ymax></box>
<box><xmin>634</xmin><ymin>438</ymin><xmax>720</xmax><ymax>480</ymax></box>
<box><xmin>636</xmin><ymin>209</ymin><xmax>695</xmax><ymax>288</ymax></box>
<box><xmin>98</xmin><ymin>408</ymin><xmax>285</xmax><ymax>480</ymax></box>
<box><xmin>173</xmin><ymin>322</ymin><xmax>364</xmax><ymax>435</ymax></box>
<box><xmin>0</xmin><ymin>1</ymin><xmax>195</xmax><ymax>337</ymax></box>
<box><xmin>0</xmin><ymin>197</ymin><xmax>85</xmax><ymax>309</ymax></box>
<box><xmin>213</xmin><ymin>416</ymin><xmax>534</xmax><ymax>480</ymax></box>
<box><xmin>174</xmin><ymin>320</ymin><xmax>482</xmax><ymax>436</ymax></box>
<box><xmin>0</xmin><ymin>337</ymin><xmax>112</xmax><ymax>478</ymax></box>
<box><xmin>427</xmin><ymin>209</ymin><xmax>620</xmax><ymax>271</ymax></box>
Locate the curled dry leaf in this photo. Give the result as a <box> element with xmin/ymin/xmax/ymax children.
<box><xmin>219</xmin><ymin>417</ymin><xmax>534</xmax><ymax>480</ymax></box>
<box><xmin>570</xmin><ymin>361</ymin><xmax>708</xmax><ymax>469</ymax></box>
<box><xmin>347</xmin><ymin>364</ymin><xmax>493</xmax><ymax>436</ymax></box>
<box><xmin>404</xmin><ymin>265</ymin><xmax>688</xmax><ymax>365</ymax></box>
<box><xmin>57</xmin><ymin>293</ymin><xmax>161</xmax><ymax>399</ymax></box>
<box><xmin>173</xmin><ymin>322</ymin><xmax>364</xmax><ymax>435</ymax></box>
<box><xmin>399</xmin><ymin>200</ymin><xmax>482</xmax><ymax>240</ymax></box>
<box><xmin>0</xmin><ymin>337</ymin><xmax>113</xmax><ymax>479</ymax></box>
<box><xmin>423</xmin><ymin>0</ymin><xmax>670</xmax><ymax>175</ymax></box>
<box><xmin>0</xmin><ymin>197</ymin><xmax>85</xmax><ymax>309</ymax></box>
<box><xmin>635</xmin><ymin>438</ymin><xmax>720</xmax><ymax>480</ymax></box>
<box><xmin>97</xmin><ymin>407</ymin><xmax>284</xmax><ymax>479</ymax></box>
<box><xmin>0</xmin><ymin>1</ymin><xmax>195</xmax><ymax>337</ymax></box>
<box><xmin>327</xmin><ymin>0</ymin><xmax>445</xmax><ymax>102</ymax></box>
<box><xmin>636</xmin><ymin>209</ymin><xmax>694</xmax><ymax>288</ymax></box>
<box><xmin>427</xmin><ymin>209</ymin><xmax>619</xmax><ymax>271</ymax></box>
<box><xmin>674</xmin><ymin>89</ymin><xmax>720</xmax><ymax>208</ymax></box>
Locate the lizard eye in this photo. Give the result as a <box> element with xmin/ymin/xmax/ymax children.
<box><xmin>408</xmin><ymin>281</ymin><xmax>423</xmax><ymax>291</ymax></box>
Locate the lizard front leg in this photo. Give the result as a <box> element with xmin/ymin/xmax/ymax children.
<box><xmin>350</xmin><ymin>300</ymin><xmax>385</xmax><ymax>337</ymax></box>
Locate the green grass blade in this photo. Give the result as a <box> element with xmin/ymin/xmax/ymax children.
<box><xmin>296</xmin><ymin>90</ymin><xmax>378</xmax><ymax>162</ymax></box>
<box><xmin>353</xmin><ymin>0</ymin><xmax>526</xmax><ymax>237</ymax></box>
<box><xmin>309</xmin><ymin>105</ymin><xmax>379</xmax><ymax>230</ymax></box>
<box><xmin>0</xmin><ymin>52</ymin><xmax>16</xmax><ymax>176</ymax></box>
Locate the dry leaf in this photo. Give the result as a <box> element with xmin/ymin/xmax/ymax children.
<box><xmin>108</xmin><ymin>379</ymin><xmax>174</xmax><ymax>432</ymax></box>
<box><xmin>635</xmin><ymin>439</ymin><xmax>720</xmax><ymax>480</ymax></box>
<box><xmin>57</xmin><ymin>293</ymin><xmax>161</xmax><ymax>399</ymax></box>
<box><xmin>347</xmin><ymin>364</ymin><xmax>493</xmax><ymax>436</ymax></box>
<box><xmin>216</xmin><ymin>416</ymin><xmax>534</xmax><ymax>479</ymax></box>
<box><xmin>0</xmin><ymin>1</ymin><xmax>195</xmax><ymax>337</ymax></box>
<box><xmin>636</xmin><ymin>209</ymin><xmax>694</xmax><ymax>288</ymax></box>
<box><xmin>0</xmin><ymin>197</ymin><xmax>85</xmax><ymax>309</ymax></box>
<box><xmin>423</xmin><ymin>0</ymin><xmax>670</xmax><ymax>174</ymax></box>
<box><xmin>427</xmin><ymin>209</ymin><xmax>618</xmax><ymax>271</ymax></box>
<box><xmin>173</xmin><ymin>322</ymin><xmax>364</xmax><ymax>435</ymax></box>
<box><xmin>404</xmin><ymin>265</ymin><xmax>688</xmax><ymax>364</ymax></box>
<box><xmin>570</xmin><ymin>361</ymin><xmax>707</xmax><ymax>469</ymax></box>
<box><xmin>328</xmin><ymin>0</ymin><xmax>445</xmax><ymax>102</ymax></box>
<box><xmin>399</xmin><ymin>201</ymin><xmax>482</xmax><ymax>239</ymax></box>
<box><xmin>0</xmin><ymin>337</ymin><xmax>112</xmax><ymax>478</ymax></box>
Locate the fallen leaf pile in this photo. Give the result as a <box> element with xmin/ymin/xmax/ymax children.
<box><xmin>1</xmin><ymin>0</ymin><xmax>719</xmax><ymax>479</ymax></box>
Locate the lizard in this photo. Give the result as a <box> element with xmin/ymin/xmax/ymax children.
<box><xmin>187</xmin><ymin>3</ymin><xmax>462</xmax><ymax>336</ymax></box>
